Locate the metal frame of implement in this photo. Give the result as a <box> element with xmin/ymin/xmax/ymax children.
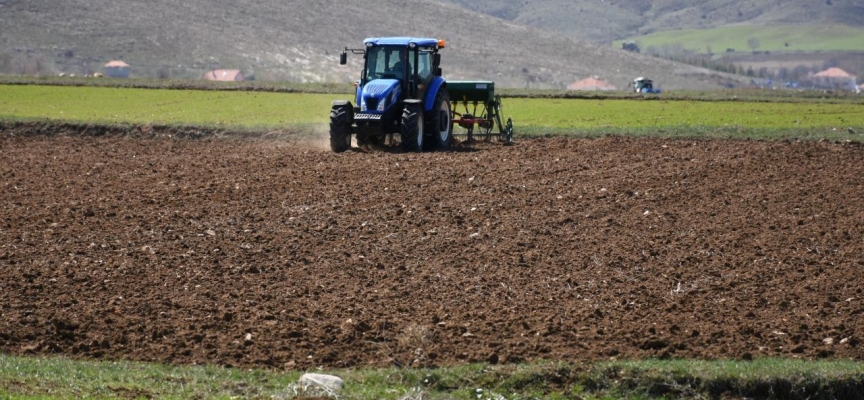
<box><xmin>448</xmin><ymin>81</ymin><xmax>514</xmax><ymax>145</ymax></box>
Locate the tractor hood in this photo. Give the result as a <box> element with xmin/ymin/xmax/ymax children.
<box><xmin>359</xmin><ymin>79</ymin><xmax>401</xmax><ymax>113</ymax></box>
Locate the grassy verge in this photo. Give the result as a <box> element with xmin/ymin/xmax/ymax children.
<box><xmin>2</xmin><ymin>354</ymin><xmax>862</xmax><ymax>399</ymax></box>
<box><xmin>2</xmin><ymin>85</ymin><xmax>863</xmax><ymax>142</ymax></box>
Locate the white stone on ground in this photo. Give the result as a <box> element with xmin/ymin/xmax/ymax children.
<box><xmin>299</xmin><ymin>373</ymin><xmax>344</xmax><ymax>391</ymax></box>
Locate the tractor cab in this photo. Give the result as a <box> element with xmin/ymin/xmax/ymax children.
<box><xmin>341</xmin><ymin>37</ymin><xmax>444</xmax><ymax>118</ymax></box>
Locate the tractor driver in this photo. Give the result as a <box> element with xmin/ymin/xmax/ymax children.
<box><xmin>388</xmin><ymin>50</ymin><xmax>411</xmax><ymax>80</ymax></box>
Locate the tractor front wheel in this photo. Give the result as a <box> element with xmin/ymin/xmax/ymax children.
<box><xmin>401</xmin><ymin>103</ymin><xmax>424</xmax><ymax>153</ymax></box>
<box><xmin>329</xmin><ymin>103</ymin><xmax>352</xmax><ymax>153</ymax></box>
<box><xmin>427</xmin><ymin>89</ymin><xmax>452</xmax><ymax>150</ymax></box>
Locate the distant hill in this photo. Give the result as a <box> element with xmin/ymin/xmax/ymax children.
<box><xmin>616</xmin><ymin>24</ymin><xmax>864</xmax><ymax>54</ymax></box>
<box><xmin>441</xmin><ymin>0</ymin><xmax>864</xmax><ymax>43</ymax></box>
<box><xmin>434</xmin><ymin>0</ymin><xmax>864</xmax><ymax>81</ymax></box>
<box><xmin>0</xmin><ymin>0</ymin><xmax>742</xmax><ymax>90</ymax></box>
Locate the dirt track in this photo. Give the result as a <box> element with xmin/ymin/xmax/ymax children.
<box><xmin>1</xmin><ymin>124</ymin><xmax>863</xmax><ymax>369</ymax></box>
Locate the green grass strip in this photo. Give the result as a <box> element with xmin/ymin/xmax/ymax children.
<box><xmin>2</xmin><ymin>354</ymin><xmax>863</xmax><ymax>399</ymax></box>
<box><xmin>591</xmin><ymin>358</ymin><xmax>864</xmax><ymax>399</ymax></box>
<box><xmin>473</xmin><ymin>97</ymin><xmax>864</xmax><ymax>141</ymax></box>
<box><xmin>0</xmin><ymin>85</ymin><xmax>343</xmax><ymax>128</ymax></box>
<box><xmin>2</xmin><ymin>84</ymin><xmax>863</xmax><ymax>141</ymax></box>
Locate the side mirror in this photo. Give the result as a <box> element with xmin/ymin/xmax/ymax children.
<box><xmin>340</xmin><ymin>51</ymin><xmax>347</xmax><ymax>65</ymax></box>
<box><xmin>432</xmin><ymin>53</ymin><xmax>441</xmax><ymax>67</ymax></box>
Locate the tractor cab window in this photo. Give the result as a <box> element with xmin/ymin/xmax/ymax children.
<box><xmin>416</xmin><ymin>49</ymin><xmax>433</xmax><ymax>81</ymax></box>
<box><xmin>364</xmin><ymin>46</ymin><xmax>434</xmax><ymax>82</ymax></box>
<box><xmin>365</xmin><ymin>47</ymin><xmax>409</xmax><ymax>81</ymax></box>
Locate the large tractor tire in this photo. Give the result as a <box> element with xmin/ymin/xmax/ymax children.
<box><xmin>426</xmin><ymin>89</ymin><xmax>453</xmax><ymax>150</ymax></box>
<box><xmin>401</xmin><ymin>102</ymin><xmax>424</xmax><ymax>153</ymax></box>
<box><xmin>329</xmin><ymin>103</ymin><xmax>352</xmax><ymax>153</ymax></box>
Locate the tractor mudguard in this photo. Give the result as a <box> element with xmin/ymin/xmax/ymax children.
<box><xmin>423</xmin><ymin>77</ymin><xmax>447</xmax><ymax>112</ymax></box>
<box><xmin>333</xmin><ymin>100</ymin><xmax>355</xmax><ymax>117</ymax></box>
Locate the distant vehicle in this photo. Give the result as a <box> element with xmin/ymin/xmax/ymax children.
<box><xmin>633</xmin><ymin>77</ymin><xmax>661</xmax><ymax>94</ymax></box>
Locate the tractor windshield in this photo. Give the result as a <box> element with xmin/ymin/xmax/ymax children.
<box><xmin>364</xmin><ymin>46</ymin><xmax>433</xmax><ymax>82</ymax></box>
<box><xmin>365</xmin><ymin>46</ymin><xmax>407</xmax><ymax>81</ymax></box>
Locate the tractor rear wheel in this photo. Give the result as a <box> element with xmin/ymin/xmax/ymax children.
<box><xmin>427</xmin><ymin>89</ymin><xmax>452</xmax><ymax>150</ymax></box>
<box><xmin>401</xmin><ymin>103</ymin><xmax>424</xmax><ymax>152</ymax></box>
<box><xmin>329</xmin><ymin>103</ymin><xmax>352</xmax><ymax>153</ymax></box>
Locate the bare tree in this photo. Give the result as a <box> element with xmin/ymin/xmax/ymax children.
<box><xmin>7</xmin><ymin>53</ymin><xmax>55</xmax><ymax>76</ymax></box>
<box><xmin>747</xmin><ymin>37</ymin><xmax>760</xmax><ymax>53</ymax></box>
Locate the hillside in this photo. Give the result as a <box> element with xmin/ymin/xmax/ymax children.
<box><xmin>442</xmin><ymin>0</ymin><xmax>864</xmax><ymax>43</ymax></box>
<box><xmin>0</xmin><ymin>0</ymin><xmax>739</xmax><ymax>90</ymax></box>
<box><xmin>615</xmin><ymin>25</ymin><xmax>864</xmax><ymax>54</ymax></box>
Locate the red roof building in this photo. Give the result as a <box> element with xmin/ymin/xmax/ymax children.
<box><xmin>812</xmin><ymin>67</ymin><xmax>857</xmax><ymax>90</ymax></box>
<box><xmin>567</xmin><ymin>76</ymin><xmax>617</xmax><ymax>91</ymax></box>
<box><xmin>813</xmin><ymin>67</ymin><xmax>852</xmax><ymax>78</ymax></box>
<box><xmin>103</xmin><ymin>60</ymin><xmax>130</xmax><ymax>78</ymax></box>
<box><xmin>203</xmin><ymin>69</ymin><xmax>245</xmax><ymax>82</ymax></box>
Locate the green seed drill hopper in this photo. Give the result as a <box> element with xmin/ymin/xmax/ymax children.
<box><xmin>448</xmin><ymin>81</ymin><xmax>514</xmax><ymax>145</ymax></box>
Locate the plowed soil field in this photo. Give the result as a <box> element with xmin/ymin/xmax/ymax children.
<box><xmin>2</xmin><ymin>123</ymin><xmax>863</xmax><ymax>370</ymax></box>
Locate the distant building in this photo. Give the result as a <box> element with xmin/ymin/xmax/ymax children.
<box><xmin>812</xmin><ymin>67</ymin><xmax>857</xmax><ymax>91</ymax></box>
<box><xmin>203</xmin><ymin>69</ymin><xmax>245</xmax><ymax>82</ymax></box>
<box><xmin>567</xmin><ymin>76</ymin><xmax>617</xmax><ymax>91</ymax></box>
<box><xmin>103</xmin><ymin>60</ymin><xmax>130</xmax><ymax>78</ymax></box>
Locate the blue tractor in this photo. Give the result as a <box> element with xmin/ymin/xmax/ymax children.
<box><xmin>330</xmin><ymin>37</ymin><xmax>453</xmax><ymax>152</ymax></box>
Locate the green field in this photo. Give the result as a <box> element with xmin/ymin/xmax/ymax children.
<box><xmin>0</xmin><ymin>85</ymin><xmax>338</xmax><ymax>128</ymax></box>
<box><xmin>616</xmin><ymin>24</ymin><xmax>864</xmax><ymax>54</ymax></box>
<box><xmin>2</xmin><ymin>85</ymin><xmax>863</xmax><ymax>141</ymax></box>
<box><xmin>506</xmin><ymin>97</ymin><xmax>864</xmax><ymax>139</ymax></box>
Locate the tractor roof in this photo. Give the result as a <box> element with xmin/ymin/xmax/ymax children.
<box><xmin>363</xmin><ymin>37</ymin><xmax>441</xmax><ymax>48</ymax></box>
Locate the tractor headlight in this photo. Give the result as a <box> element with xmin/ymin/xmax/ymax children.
<box><xmin>360</xmin><ymin>96</ymin><xmax>367</xmax><ymax>112</ymax></box>
<box><xmin>377</xmin><ymin>97</ymin><xmax>387</xmax><ymax>111</ymax></box>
